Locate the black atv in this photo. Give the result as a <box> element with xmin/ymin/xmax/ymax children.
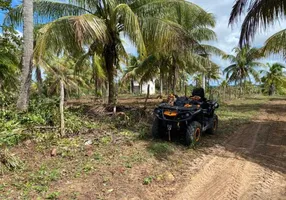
<box><xmin>152</xmin><ymin>88</ymin><xmax>219</xmax><ymax>146</ymax></box>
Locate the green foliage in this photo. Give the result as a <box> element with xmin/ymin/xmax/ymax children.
<box><xmin>46</xmin><ymin>191</ymin><xmax>60</xmax><ymax>199</ymax></box>
<box><xmin>0</xmin><ymin>26</ymin><xmax>22</xmax><ymax>93</ymax></box>
<box><xmin>0</xmin><ymin>97</ymin><xmax>58</xmax><ymax>147</ymax></box>
<box><xmin>29</xmin><ymin>165</ymin><xmax>60</xmax><ymax>189</ymax></box>
<box><xmin>0</xmin><ymin>149</ymin><xmax>23</xmax><ymax>175</ymax></box>
<box><xmin>0</xmin><ymin>0</ymin><xmax>11</xmax><ymax>11</ymax></box>
<box><xmin>147</xmin><ymin>142</ymin><xmax>174</xmax><ymax>160</ymax></box>
<box><xmin>223</xmin><ymin>45</ymin><xmax>263</xmax><ymax>90</ymax></box>
<box><xmin>143</xmin><ymin>176</ymin><xmax>154</xmax><ymax>185</ymax></box>
<box><xmin>261</xmin><ymin>63</ymin><xmax>286</xmax><ymax>95</ymax></box>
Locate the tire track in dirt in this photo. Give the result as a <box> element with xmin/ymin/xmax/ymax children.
<box><xmin>172</xmin><ymin>99</ymin><xmax>286</xmax><ymax>200</ymax></box>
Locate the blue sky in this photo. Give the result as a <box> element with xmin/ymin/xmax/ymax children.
<box><xmin>0</xmin><ymin>0</ymin><xmax>20</xmax><ymax>27</ymax></box>
<box><xmin>1</xmin><ymin>0</ymin><xmax>285</xmax><ymax>84</ymax></box>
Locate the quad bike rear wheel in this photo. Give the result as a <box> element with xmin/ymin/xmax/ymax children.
<box><xmin>152</xmin><ymin>118</ymin><xmax>164</xmax><ymax>138</ymax></box>
<box><xmin>186</xmin><ymin>121</ymin><xmax>202</xmax><ymax>146</ymax></box>
<box><xmin>206</xmin><ymin>114</ymin><xmax>218</xmax><ymax>134</ymax></box>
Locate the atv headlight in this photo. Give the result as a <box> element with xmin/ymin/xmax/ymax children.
<box><xmin>181</xmin><ymin>113</ymin><xmax>190</xmax><ymax>119</ymax></box>
<box><xmin>154</xmin><ymin>108</ymin><xmax>162</xmax><ymax>117</ymax></box>
<box><xmin>155</xmin><ymin>109</ymin><xmax>161</xmax><ymax>114</ymax></box>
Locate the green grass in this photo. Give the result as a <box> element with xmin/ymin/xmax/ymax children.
<box><xmin>147</xmin><ymin>142</ymin><xmax>175</xmax><ymax>160</ymax></box>
<box><xmin>217</xmin><ymin>96</ymin><xmax>269</xmax><ymax>134</ymax></box>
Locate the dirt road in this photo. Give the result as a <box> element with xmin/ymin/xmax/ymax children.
<box><xmin>173</xmin><ymin>99</ymin><xmax>286</xmax><ymax>200</ymax></box>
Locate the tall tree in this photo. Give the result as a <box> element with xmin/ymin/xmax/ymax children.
<box><xmin>0</xmin><ymin>26</ymin><xmax>22</xmax><ymax>92</ymax></box>
<box><xmin>261</xmin><ymin>63</ymin><xmax>286</xmax><ymax>96</ymax></box>
<box><xmin>223</xmin><ymin>45</ymin><xmax>264</xmax><ymax>94</ymax></box>
<box><xmin>16</xmin><ymin>0</ymin><xmax>33</xmax><ymax>111</ymax></box>
<box><xmin>6</xmin><ymin>0</ymin><xmax>213</xmax><ymax>105</ymax></box>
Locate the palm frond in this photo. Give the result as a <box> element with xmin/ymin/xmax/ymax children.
<box><xmin>263</xmin><ymin>29</ymin><xmax>286</xmax><ymax>59</ymax></box>
<box><xmin>34</xmin><ymin>14</ymin><xmax>108</xmax><ymax>65</ymax></box>
<box><xmin>229</xmin><ymin>0</ymin><xmax>286</xmax><ymax>45</ymax></box>
<box><xmin>113</xmin><ymin>4</ymin><xmax>146</xmax><ymax>56</ymax></box>
<box><xmin>4</xmin><ymin>0</ymin><xmax>91</xmax><ymax>26</ymax></box>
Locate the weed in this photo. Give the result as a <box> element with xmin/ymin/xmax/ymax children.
<box><xmin>33</xmin><ymin>185</ymin><xmax>48</xmax><ymax>193</ymax></box>
<box><xmin>0</xmin><ymin>149</ymin><xmax>24</xmax><ymax>174</ymax></box>
<box><xmin>147</xmin><ymin>142</ymin><xmax>174</xmax><ymax>160</ymax></box>
<box><xmin>143</xmin><ymin>176</ymin><xmax>154</xmax><ymax>185</ymax></box>
<box><xmin>0</xmin><ymin>183</ymin><xmax>6</xmax><ymax>191</ymax></box>
<box><xmin>29</xmin><ymin>165</ymin><xmax>60</xmax><ymax>191</ymax></box>
<box><xmin>125</xmin><ymin>162</ymin><xmax>132</xmax><ymax>168</ymax></box>
<box><xmin>93</xmin><ymin>153</ymin><xmax>103</xmax><ymax>161</ymax></box>
<box><xmin>100</xmin><ymin>136</ymin><xmax>112</xmax><ymax>145</ymax></box>
<box><xmin>46</xmin><ymin>191</ymin><xmax>60</xmax><ymax>199</ymax></box>
<box><xmin>82</xmin><ymin>163</ymin><xmax>94</xmax><ymax>173</ymax></box>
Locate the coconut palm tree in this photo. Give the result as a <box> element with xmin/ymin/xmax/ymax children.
<box><xmin>223</xmin><ymin>45</ymin><xmax>264</xmax><ymax>94</ymax></box>
<box><xmin>0</xmin><ymin>27</ymin><xmax>22</xmax><ymax>92</ymax></box>
<box><xmin>229</xmin><ymin>0</ymin><xmax>286</xmax><ymax>46</ymax></box>
<box><xmin>261</xmin><ymin>63</ymin><xmax>286</xmax><ymax>96</ymax></box>
<box><xmin>0</xmin><ymin>53</ymin><xmax>19</xmax><ymax>91</ymax></box>
<box><xmin>8</xmin><ymin>0</ymin><xmax>218</xmax><ymax>103</ymax></box>
<box><xmin>16</xmin><ymin>0</ymin><xmax>33</xmax><ymax>111</ymax></box>
<box><xmin>6</xmin><ymin>0</ymin><xmax>210</xmax><ymax>105</ymax></box>
<box><xmin>42</xmin><ymin>56</ymin><xmax>89</xmax><ymax>97</ymax></box>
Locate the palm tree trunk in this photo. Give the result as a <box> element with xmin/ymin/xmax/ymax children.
<box><xmin>144</xmin><ymin>84</ymin><xmax>150</xmax><ymax>109</ymax></box>
<box><xmin>60</xmin><ymin>79</ymin><xmax>65</xmax><ymax>137</ymax></box>
<box><xmin>202</xmin><ymin>73</ymin><xmax>206</xmax><ymax>90</ymax></box>
<box><xmin>240</xmin><ymin>79</ymin><xmax>243</xmax><ymax>96</ymax></box>
<box><xmin>269</xmin><ymin>83</ymin><xmax>275</xmax><ymax>96</ymax></box>
<box><xmin>172</xmin><ymin>65</ymin><xmax>176</xmax><ymax>94</ymax></box>
<box><xmin>104</xmin><ymin>44</ymin><xmax>116</xmax><ymax>105</ymax></box>
<box><xmin>166</xmin><ymin>75</ymin><xmax>169</xmax><ymax>94</ymax></box>
<box><xmin>35</xmin><ymin>66</ymin><xmax>43</xmax><ymax>95</ymax></box>
<box><xmin>160</xmin><ymin>69</ymin><xmax>163</xmax><ymax>96</ymax></box>
<box><xmin>17</xmin><ymin>0</ymin><xmax>33</xmax><ymax>111</ymax></box>
<box><xmin>93</xmin><ymin>69</ymin><xmax>98</xmax><ymax>97</ymax></box>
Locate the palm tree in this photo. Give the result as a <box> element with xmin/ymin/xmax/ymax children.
<box><xmin>6</xmin><ymin>0</ymin><xmax>215</xmax><ymax>105</ymax></box>
<box><xmin>0</xmin><ymin>53</ymin><xmax>19</xmax><ymax>92</ymax></box>
<box><xmin>229</xmin><ymin>0</ymin><xmax>286</xmax><ymax>46</ymax></box>
<box><xmin>16</xmin><ymin>0</ymin><xmax>33</xmax><ymax>111</ymax></box>
<box><xmin>223</xmin><ymin>45</ymin><xmax>264</xmax><ymax>94</ymax></box>
<box><xmin>263</xmin><ymin>30</ymin><xmax>286</xmax><ymax>59</ymax></box>
<box><xmin>42</xmin><ymin>56</ymin><xmax>89</xmax><ymax>97</ymax></box>
<box><xmin>261</xmin><ymin>63</ymin><xmax>286</xmax><ymax>96</ymax></box>
<box><xmin>0</xmin><ymin>27</ymin><xmax>22</xmax><ymax>92</ymax></box>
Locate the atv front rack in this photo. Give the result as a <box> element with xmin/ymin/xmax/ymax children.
<box><xmin>154</xmin><ymin>104</ymin><xmax>202</xmax><ymax>122</ymax></box>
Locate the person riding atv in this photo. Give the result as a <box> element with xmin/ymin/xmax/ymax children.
<box><xmin>152</xmin><ymin>88</ymin><xmax>219</xmax><ymax>146</ymax></box>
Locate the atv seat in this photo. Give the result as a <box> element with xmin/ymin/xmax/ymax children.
<box><xmin>191</xmin><ymin>88</ymin><xmax>206</xmax><ymax>101</ymax></box>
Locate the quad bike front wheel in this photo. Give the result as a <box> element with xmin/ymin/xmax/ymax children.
<box><xmin>206</xmin><ymin>114</ymin><xmax>218</xmax><ymax>135</ymax></box>
<box><xmin>152</xmin><ymin>118</ymin><xmax>164</xmax><ymax>138</ymax></box>
<box><xmin>186</xmin><ymin>121</ymin><xmax>202</xmax><ymax>146</ymax></box>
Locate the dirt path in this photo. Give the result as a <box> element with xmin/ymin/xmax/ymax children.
<box><xmin>173</xmin><ymin>99</ymin><xmax>286</xmax><ymax>200</ymax></box>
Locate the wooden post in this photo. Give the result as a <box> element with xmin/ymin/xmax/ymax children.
<box><xmin>60</xmin><ymin>79</ymin><xmax>65</xmax><ymax>137</ymax></box>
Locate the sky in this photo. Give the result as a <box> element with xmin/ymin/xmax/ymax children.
<box><xmin>191</xmin><ymin>0</ymin><xmax>285</xmax><ymax>68</ymax></box>
<box><xmin>1</xmin><ymin>0</ymin><xmax>285</xmax><ymax>83</ymax></box>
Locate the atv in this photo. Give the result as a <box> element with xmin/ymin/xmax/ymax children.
<box><xmin>152</xmin><ymin>88</ymin><xmax>219</xmax><ymax>146</ymax></box>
